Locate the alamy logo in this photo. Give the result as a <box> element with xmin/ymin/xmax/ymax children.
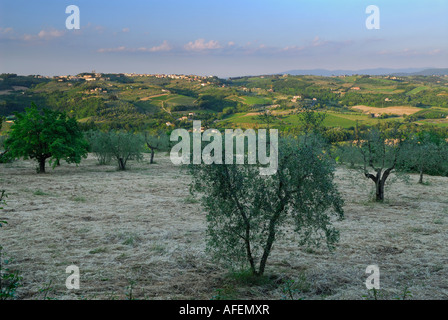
<box><xmin>66</xmin><ymin>265</ymin><xmax>80</xmax><ymax>290</ymax></box>
<box><xmin>66</xmin><ymin>5</ymin><xmax>80</xmax><ymax>30</ymax></box>
<box><xmin>365</xmin><ymin>265</ymin><xmax>380</xmax><ymax>289</ymax></box>
<box><xmin>170</xmin><ymin>121</ymin><xmax>278</xmax><ymax>175</ymax></box>
<box><xmin>365</xmin><ymin>5</ymin><xmax>380</xmax><ymax>30</ymax></box>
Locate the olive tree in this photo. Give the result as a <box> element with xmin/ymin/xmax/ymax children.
<box><xmin>4</xmin><ymin>104</ymin><xmax>88</xmax><ymax>173</ymax></box>
<box><xmin>107</xmin><ymin>131</ymin><xmax>144</xmax><ymax>170</ymax></box>
<box><xmin>86</xmin><ymin>130</ymin><xmax>112</xmax><ymax>165</ymax></box>
<box><xmin>399</xmin><ymin>132</ymin><xmax>448</xmax><ymax>184</ymax></box>
<box><xmin>190</xmin><ymin>135</ymin><xmax>344</xmax><ymax>276</ymax></box>
<box><xmin>340</xmin><ymin>128</ymin><xmax>403</xmax><ymax>202</ymax></box>
<box><xmin>144</xmin><ymin>131</ymin><xmax>170</xmax><ymax>164</ymax></box>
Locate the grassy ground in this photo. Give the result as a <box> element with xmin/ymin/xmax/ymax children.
<box><xmin>0</xmin><ymin>155</ymin><xmax>447</xmax><ymax>300</ymax></box>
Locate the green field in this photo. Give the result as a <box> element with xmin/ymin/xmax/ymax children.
<box><xmin>149</xmin><ymin>94</ymin><xmax>197</xmax><ymax>107</ymax></box>
<box><xmin>241</xmin><ymin>96</ymin><xmax>272</xmax><ymax>106</ymax></box>
<box><xmin>221</xmin><ymin>111</ymin><xmax>410</xmax><ymax>129</ymax></box>
<box><xmin>407</xmin><ymin>86</ymin><xmax>428</xmax><ymax>95</ymax></box>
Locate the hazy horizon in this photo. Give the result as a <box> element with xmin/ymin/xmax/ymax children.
<box><xmin>4</xmin><ymin>66</ymin><xmax>448</xmax><ymax>79</ymax></box>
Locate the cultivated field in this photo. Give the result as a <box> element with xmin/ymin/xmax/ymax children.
<box><xmin>352</xmin><ymin>105</ymin><xmax>422</xmax><ymax>116</ymax></box>
<box><xmin>352</xmin><ymin>106</ymin><xmax>422</xmax><ymax>116</ymax></box>
<box><xmin>1</xmin><ymin>155</ymin><xmax>447</xmax><ymax>300</ymax></box>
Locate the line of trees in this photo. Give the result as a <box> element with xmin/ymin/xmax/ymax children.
<box><xmin>336</xmin><ymin>126</ymin><xmax>448</xmax><ymax>201</ymax></box>
<box><xmin>86</xmin><ymin>130</ymin><xmax>170</xmax><ymax>170</ymax></box>
<box><xmin>86</xmin><ymin>130</ymin><xmax>144</xmax><ymax>170</ymax></box>
<box><xmin>0</xmin><ymin>104</ymin><xmax>173</xmax><ymax>172</ymax></box>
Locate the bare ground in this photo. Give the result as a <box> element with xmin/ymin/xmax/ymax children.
<box><xmin>352</xmin><ymin>105</ymin><xmax>422</xmax><ymax>115</ymax></box>
<box><xmin>0</xmin><ymin>155</ymin><xmax>447</xmax><ymax>300</ymax></box>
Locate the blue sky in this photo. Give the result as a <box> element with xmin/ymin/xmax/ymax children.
<box><xmin>0</xmin><ymin>0</ymin><xmax>447</xmax><ymax>77</ymax></box>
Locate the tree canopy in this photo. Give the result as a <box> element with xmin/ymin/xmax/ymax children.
<box><xmin>4</xmin><ymin>103</ymin><xmax>89</xmax><ymax>173</ymax></box>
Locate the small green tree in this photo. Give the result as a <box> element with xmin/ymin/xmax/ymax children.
<box><xmin>4</xmin><ymin>104</ymin><xmax>89</xmax><ymax>173</ymax></box>
<box><xmin>256</xmin><ymin>109</ymin><xmax>277</xmax><ymax>129</ymax></box>
<box><xmin>86</xmin><ymin>130</ymin><xmax>112</xmax><ymax>165</ymax></box>
<box><xmin>144</xmin><ymin>131</ymin><xmax>170</xmax><ymax>164</ymax></box>
<box><xmin>190</xmin><ymin>135</ymin><xmax>344</xmax><ymax>276</ymax></box>
<box><xmin>350</xmin><ymin>128</ymin><xmax>403</xmax><ymax>202</ymax></box>
<box><xmin>399</xmin><ymin>132</ymin><xmax>448</xmax><ymax>184</ymax></box>
<box><xmin>297</xmin><ymin>105</ymin><xmax>327</xmax><ymax>135</ymax></box>
<box><xmin>107</xmin><ymin>131</ymin><xmax>144</xmax><ymax>170</ymax></box>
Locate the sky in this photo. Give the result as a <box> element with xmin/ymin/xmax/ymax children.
<box><xmin>0</xmin><ymin>0</ymin><xmax>447</xmax><ymax>77</ymax></box>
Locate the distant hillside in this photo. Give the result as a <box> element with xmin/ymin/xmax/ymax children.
<box><xmin>2</xmin><ymin>72</ymin><xmax>448</xmax><ymax>132</ymax></box>
<box><xmin>280</xmin><ymin>68</ymin><xmax>448</xmax><ymax>77</ymax></box>
<box><xmin>391</xmin><ymin>68</ymin><xmax>448</xmax><ymax>77</ymax></box>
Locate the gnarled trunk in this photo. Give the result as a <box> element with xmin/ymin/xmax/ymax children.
<box><xmin>375</xmin><ymin>179</ymin><xmax>385</xmax><ymax>201</ymax></box>
<box><xmin>365</xmin><ymin>167</ymin><xmax>394</xmax><ymax>202</ymax></box>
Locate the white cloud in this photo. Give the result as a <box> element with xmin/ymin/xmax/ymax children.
<box><xmin>149</xmin><ymin>40</ymin><xmax>172</xmax><ymax>52</ymax></box>
<box><xmin>97</xmin><ymin>46</ymin><xmax>127</xmax><ymax>53</ymax></box>
<box><xmin>0</xmin><ymin>27</ymin><xmax>13</xmax><ymax>34</ymax></box>
<box><xmin>37</xmin><ymin>29</ymin><xmax>65</xmax><ymax>39</ymax></box>
<box><xmin>184</xmin><ymin>39</ymin><xmax>222</xmax><ymax>51</ymax></box>
<box><xmin>97</xmin><ymin>42</ymin><xmax>172</xmax><ymax>53</ymax></box>
<box><xmin>22</xmin><ymin>28</ymin><xmax>65</xmax><ymax>41</ymax></box>
<box><xmin>122</xmin><ymin>28</ymin><xmax>130</xmax><ymax>33</ymax></box>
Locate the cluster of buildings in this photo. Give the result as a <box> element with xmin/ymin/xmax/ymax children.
<box><xmin>49</xmin><ymin>72</ymin><xmax>216</xmax><ymax>86</ymax></box>
<box><xmin>165</xmin><ymin>112</ymin><xmax>197</xmax><ymax>128</ymax></box>
<box><xmin>123</xmin><ymin>73</ymin><xmax>213</xmax><ymax>82</ymax></box>
<box><xmin>52</xmin><ymin>73</ymin><xmax>107</xmax><ymax>82</ymax></box>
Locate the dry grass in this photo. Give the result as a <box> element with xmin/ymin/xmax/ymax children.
<box><xmin>352</xmin><ymin>105</ymin><xmax>422</xmax><ymax>116</ymax></box>
<box><xmin>0</xmin><ymin>155</ymin><xmax>447</xmax><ymax>300</ymax></box>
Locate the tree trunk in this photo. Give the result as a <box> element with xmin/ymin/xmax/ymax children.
<box><xmin>38</xmin><ymin>158</ymin><xmax>46</xmax><ymax>173</ymax></box>
<box><xmin>366</xmin><ymin>166</ymin><xmax>394</xmax><ymax>202</ymax></box>
<box><xmin>245</xmin><ymin>227</ymin><xmax>256</xmax><ymax>276</ymax></box>
<box><xmin>118</xmin><ymin>158</ymin><xmax>126</xmax><ymax>170</ymax></box>
<box><xmin>258</xmin><ymin>196</ymin><xmax>286</xmax><ymax>276</ymax></box>
<box><xmin>150</xmin><ymin>148</ymin><xmax>155</xmax><ymax>164</ymax></box>
<box><xmin>418</xmin><ymin>168</ymin><xmax>424</xmax><ymax>184</ymax></box>
<box><xmin>376</xmin><ymin>180</ymin><xmax>384</xmax><ymax>202</ymax></box>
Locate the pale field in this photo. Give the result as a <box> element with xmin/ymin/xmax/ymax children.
<box><xmin>0</xmin><ymin>155</ymin><xmax>447</xmax><ymax>300</ymax></box>
<box><xmin>352</xmin><ymin>105</ymin><xmax>422</xmax><ymax>115</ymax></box>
